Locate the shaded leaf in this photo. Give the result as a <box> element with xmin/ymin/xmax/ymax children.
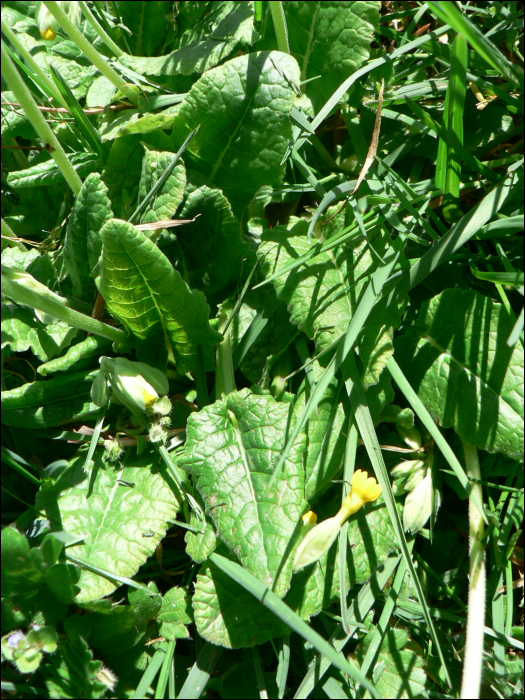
<box><xmin>96</xmin><ymin>219</ymin><xmax>222</xmax><ymax>373</ymax></box>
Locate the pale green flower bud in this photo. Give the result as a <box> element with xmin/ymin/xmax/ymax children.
<box><xmin>99</xmin><ymin>357</ymin><xmax>169</xmax><ymax>416</ymax></box>
<box><xmin>390</xmin><ymin>459</ymin><xmax>425</xmax><ymax>479</ymax></box>
<box><xmin>37</xmin><ymin>1</ymin><xmax>81</xmax><ymax>40</ymax></box>
<box><xmin>403</xmin><ymin>468</ymin><xmax>433</xmax><ymax>533</ymax></box>
<box><xmin>404</xmin><ymin>467</ymin><xmax>426</xmax><ymax>492</ymax></box>
<box><xmin>293</xmin><ymin>470</ymin><xmax>381</xmax><ymax>571</ymax></box>
<box><xmin>397</xmin><ymin>425</ymin><xmax>422</xmax><ymax>450</ymax></box>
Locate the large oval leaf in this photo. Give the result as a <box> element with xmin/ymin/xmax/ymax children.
<box><xmin>96</xmin><ymin>219</ymin><xmax>222</xmax><ymax>372</ymax></box>
<box><xmin>179</xmin><ymin>389</ymin><xmax>308</xmax><ymax>597</ymax></box>
<box><xmin>395</xmin><ymin>289</ymin><xmax>524</xmax><ymax>459</ymax></box>
<box><xmin>171</xmin><ymin>51</ymin><xmax>300</xmax><ymax>217</ymax></box>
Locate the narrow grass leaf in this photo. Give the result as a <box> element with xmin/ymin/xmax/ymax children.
<box><xmin>209</xmin><ymin>553</ymin><xmax>380</xmax><ymax>699</ymax></box>
<box><xmin>443</xmin><ymin>34</ymin><xmax>467</xmax><ymax>223</ymax></box>
<box><xmin>178</xmin><ymin>642</ymin><xmax>222</xmax><ymax>699</ymax></box>
<box><xmin>342</xmin><ymin>353</ymin><xmax>451</xmax><ymax>688</ymax></box>
<box><xmin>268</xmin><ymin>235</ymin><xmax>405</xmax><ymax>487</ymax></box>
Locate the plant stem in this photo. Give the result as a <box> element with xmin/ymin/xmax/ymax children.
<box><xmin>0</xmin><ymin>41</ymin><xmax>82</xmax><ymax>195</ymax></box>
<box><xmin>215</xmin><ymin>311</ymin><xmax>235</xmax><ymax>399</ymax></box>
<box><xmin>41</xmin><ymin>1</ymin><xmax>137</xmax><ymax>104</ymax></box>
<box><xmin>78</xmin><ymin>1</ymin><xmax>123</xmax><ymax>58</ymax></box>
<box><xmin>0</xmin><ymin>20</ymin><xmax>66</xmax><ymax>107</ymax></box>
<box><xmin>269</xmin><ymin>1</ymin><xmax>290</xmax><ymax>54</ymax></box>
<box><xmin>460</xmin><ymin>441</ymin><xmax>486</xmax><ymax>700</ymax></box>
<box><xmin>1</xmin><ymin>266</ymin><xmax>129</xmax><ymax>345</ymax></box>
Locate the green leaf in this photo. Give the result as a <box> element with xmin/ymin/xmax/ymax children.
<box><xmin>7</xmin><ymin>153</ymin><xmax>102</xmax><ymax>189</ymax></box>
<box><xmin>294</xmin><ymin>361</ymin><xmax>346</xmax><ymax>500</ymax></box>
<box><xmin>259</xmin><ymin>218</ymin><xmax>407</xmax><ymax>386</ymax></box>
<box><xmin>356</xmin><ymin>627</ymin><xmax>427</xmax><ymax>699</ymax></box>
<box><xmin>171</xmin><ymin>50</ymin><xmax>300</xmax><ymax>217</ymax></box>
<box><xmin>223</xmin><ymin>287</ymin><xmax>299</xmax><ymax>384</ymax></box>
<box><xmin>1</xmin><ymin>369</ymin><xmax>99</xmax><ymax>429</ymax></box>
<box><xmin>35</xmin><ymin>449</ymin><xmax>181</xmax><ymax>603</ymax></box>
<box><xmin>101</xmin><ymin>136</ymin><xmax>145</xmax><ymax>220</ymax></box>
<box><xmin>118</xmin><ymin>1</ymin><xmax>171</xmax><ymax>57</ymax></box>
<box><xmin>96</xmin><ymin>218</ymin><xmax>222</xmax><ymax>373</ymax></box>
<box><xmin>179</xmin><ymin>388</ymin><xmax>308</xmax><ymax>597</ymax></box>
<box><xmin>1</xmin><ymin>302</ymin><xmax>79</xmax><ymax>362</ymax></box>
<box><xmin>157</xmin><ymin>587</ymin><xmax>193</xmax><ymax>641</ymax></box>
<box><xmin>42</xmin><ymin>636</ymin><xmax>108</xmax><ymax>699</ymax></box>
<box><xmin>137</xmin><ymin>147</ymin><xmax>186</xmax><ymax>227</ymax></box>
<box><xmin>193</xmin><ymin>555</ymin><xmax>289</xmax><ymax>648</ymax></box>
<box><xmin>37</xmin><ymin>336</ymin><xmax>112</xmax><ymax>377</ymax></box>
<box><xmin>395</xmin><ymin>289</ymin><xmax>524</xmax><ymax>459</ymax></box>
<box><xmin>63</xmin><ymin>173</ymin><xmax>114</xmax><ymax>302</ymax></box>
<box><xmin>185</xmin><ymin>514</ymin><xmax>217</xmax><ymax>564</ymax></box>
<box><xmin>122</xmin><ymin>1</ymin><xmax>259</xmax><ymax>75</ymax></box>
<box><xmin>177</xmin><ymin>186</ymin><xmax>255</xmax><ymax>307</ymax></box>
<box><xmin>99</xmin><ymin>107</ymin><xmax>180</xmax><ymax>141</ymax></box>
<box><xmin>277</xmin><ymin>1</ymin><xmax>380</xmax><ymax>112</ymax></box>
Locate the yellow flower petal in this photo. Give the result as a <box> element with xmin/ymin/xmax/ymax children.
<box><xmin>302</xmin><ymin>511</ymin><xmax>317</xmax><ymax>527</ymax></box>
<box><xmin>339</xmin><ymin>469</ymin><xmax>382</xmax><ymax>521</ymax></box>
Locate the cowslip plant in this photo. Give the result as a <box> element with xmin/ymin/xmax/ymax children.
<box><xmin>293</xmin><ymin>469</ymin><xmax>382</xmax><ymax>571</ymax></box>
<box><xmin>1</xmin><ymin>2</ymin><xmax>523</xmax><ymax>699</ymax></box>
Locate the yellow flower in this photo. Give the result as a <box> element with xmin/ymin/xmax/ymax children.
<box><xmin>338</xmin><ymin>469</ymin><xmax>382</xmax><ymax>521</ymax></box>
<box><xmin>292</xmin><ymin>470</ymin><xmax>381</xmax><ymax>571</ymax></box>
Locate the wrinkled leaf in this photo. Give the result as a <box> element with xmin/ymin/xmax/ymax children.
<box><xmin>171</xmin><ymin>51</ymin><xmax>300</xmax><ymax>217</ymax></box>
<box><xmin>395</xmin><ymin>289</ymin><xmax>524</xmax><ymax>459</ymax></box>
<box><xmin>96</xmin><ymin>218</ymin><xmax>222</xmax><ymax>373</ymax></box>
<box><xmin>179</xmin><ymin>388</ymin><xmax>307</xmax><ymax>597</ymax></box>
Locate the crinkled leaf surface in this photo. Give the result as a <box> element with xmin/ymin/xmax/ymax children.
<box><xmin>96</xmin><ymin>219</ymin><xmax>222</xmax><ymax>373</ymax></box>
<box><xmin>157</xmin><ymin>587</ymin><xmax>193</xmax><ymax>641</ymax></box>
<box><xmin>278</xmin><ymin>1</ymin><xmax>380</xmax><ymax>112</ymax></box>
<box><xmin>259</xmin><ymin>219</ymin><xmax>407</xmax><ymax>386</ymax></box>
<box><xmin>99</xmin><ymin>107</ymin><xmax>180</xmax><ymax>142</ymax></box>
<box><xmin>122</xmin><ymin>1</ymin><xmax>259</xmax><ymax>76</ymax></box>
<box><xmin>63</xmin><ymin>173</ymin><xmax>113</xmax><ymax>302</ymax></box>
<box><xmin>35</xmin><ymin>450</ymin><xmax>181</xmax><ymax>603</ymax></box>
<box><xmin>222</xmin><ymin>288</ymin><xmax>299</xmax><ymax>384</ymax></box>
<box><xmin>101</xmin><ymin>136</ymin><xmax>145</xmax><ymax>220</ymax></box>
<box><xmin>193</xmin><ymin>555</ymin><xmax>289</xmax><ymax>648</ymax></box>
<box><xmin>171</xmin><ymin>51</ymin><xmax>300</xmax><ymax>217</ymax></box>
<box><xmin>118</xmin><ymin>1</ymin><xmax>171</xmax><ymax>57</ymax></box>
<box><xmin>356</xmin><ymin>628</ymin><xmax>427</xmax><ymax>699</ymax></box>
<box><xmin>137</xmin><ymin>148</ymin><xmax>186</xmax><ymax>227</ymax></box>
<box><xmin>1</xmin><ymin>303</ymin><xmax>79</xmax><ymax>362</ymax></box>
<box><xmin>1</xmin><ymin>369</ymin><xmax>98</xmax><ymax>429</ymax></box>
<box><xmin>179</xmin><ymin>388</ymin><xmax>308</xmax><ymax>597</ymax></box>
<box><xmin>185</xmin><ymin>514</ymin><xmax>217</xmax><ymax>564</ymax></box>
<box><xmin>395</xmin><ymin>289</ymin><xmax>524</xmax><ymax>459</ymax></box>
<box><xmin>177</xmin><ymin>186</ymin><xmax>254</xmax><ymax>307</ymax></box>
<box><xmin>293</xmin><ymin>361</ymin><xmax>347</xmax><ymax>500</ymax></box>
<box><xmin>37</xmin><ymin>337</ymin><xmax>111</xmax><ymax>377</ymax></box>
<box><xmin>7</xmin><ymin>153</ymin><xmax>101</xmax><ymax>189</ymax></box>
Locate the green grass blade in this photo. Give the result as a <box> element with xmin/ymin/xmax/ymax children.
<box><xmin>132</xmin><ymin>648</ymin><xmax>165</xmax><ymax>699</ymax></box>
<box><xmin>358</xmin><ymin>550</ymin><xmax>409</xmax><ymax>680</ymax></box>
<box><xmin>155</xmin><ymin>640</ymin><xmax>175</xmax><ymax>700</ymax></box>
<box><xmin>269</xmin><ymin>1</ymin><xmax>290</xmax><ymax>54</ymax></box>
<box><xmin>408</xmin><ymin>170</ymin><xmax>521</xmax><ymax>290</ymax></box>
<box><xmin>342</xmin><ymin>353</ymin><xmax>452</xmax><ymax>689</ymax></box>
<box><xmin>209</xmin><ymin>553</ymin><xmax>381</xmax><ymax>698</ymax></box>
<box><xmin>276</xmin><ymin>636</ymin><xmax>290</xmax><ymax>699</ymax></box>
<box><xmin>428</xmin><ymin>1</ymin><xmax>524</xmax><ymax>86</ymax></box>
<box><xmin>387</xmin><ymin>355</ymin><xmax>485</xmax><ymax>522</ymax></box>
<box><xmin>442</xmin><ymin>34</ymin><xmax>467</xmax><ymax>223</ymax></box>
<box><xmin>294</xmin><ymin>554</ymin><xmax>401</xmax><ymax>698</ymax></box>
<box><xmin>178</xmin><ymin>642</ymin><xmax>222</xmax><ymax>699</ymax></box>
<box><xmin>232</xmin><ymin>293</ymin><xmax>280</xmax><ymax>370</ymax></box>
<box><xmin>128</xmin><ymin>125</ymin><xmax>200</xmax><ymax>224</ymax></box>
<box><xmin>268</xmin><ymin>235</ymin><xmax>405</xmax><ymax>487</ymax></box>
